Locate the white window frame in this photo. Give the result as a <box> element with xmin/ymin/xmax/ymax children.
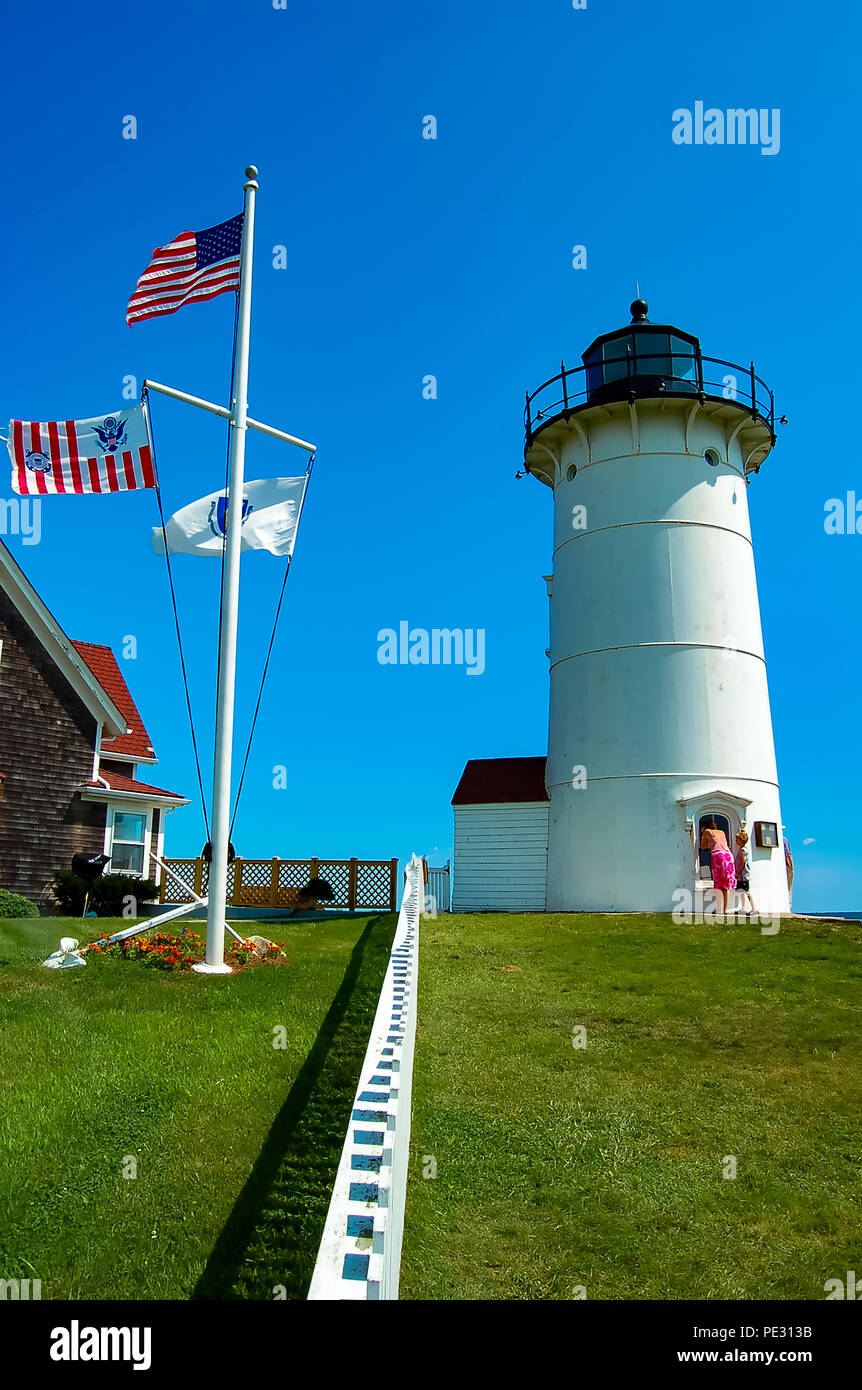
<box><xmin>103</xmin><ymin>804</ymin><xmax>153</xmax><ymax>879</ymax></box>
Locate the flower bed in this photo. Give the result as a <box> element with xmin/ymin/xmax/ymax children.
<box><xmin>84</xmin><ymin>927</ymin><xmax>287</xmax><ymax>972</ymax></box>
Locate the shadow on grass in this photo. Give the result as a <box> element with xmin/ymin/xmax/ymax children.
<box><xmin>191</xmin><ymin>912</ymin><xmax>395</xmax><ymax>1301</ymax></box>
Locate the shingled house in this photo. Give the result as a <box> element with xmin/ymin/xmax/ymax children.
<box><xmin>0</xmin><ymin>540</ymin><xmax>188</xmax><ymax>903</ymax></box>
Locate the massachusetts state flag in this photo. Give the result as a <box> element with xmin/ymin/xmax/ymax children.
<box><xmin>126</xmin><ymin>214</ymin><xmax>243</xmax><ymax>324</ymax></box>
<box><xmin>152</xmin><ymin>477</ymin><xmax>307</xmax><ymax>557</ymax></box>
<box><xmin>8</xmin><ymin>403</ymin><xmax>155</xmax><ymax>495</ymax></box>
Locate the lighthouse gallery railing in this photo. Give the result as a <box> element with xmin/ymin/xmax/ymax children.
<box><xmin>525</xmin><ymin>348</ymin><xmax>775</xmax><ymax>445</ymax></box>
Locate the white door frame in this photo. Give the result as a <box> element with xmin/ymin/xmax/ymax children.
<box><xmin>678</xmin><ymin>790</ymin><xmax>752</xmax><ymax>901</ymax></box>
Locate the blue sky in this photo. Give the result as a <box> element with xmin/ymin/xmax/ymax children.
<box><xmin>2</xmin><ymin>0</ymin><xmax>859</xmax><ymax>911</ymax></box>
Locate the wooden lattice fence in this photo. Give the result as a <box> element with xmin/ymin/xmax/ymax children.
<box><xmin>158</xmin><ymin>856</ymin><xmax>399</xmax><ymax>912</ymax></box>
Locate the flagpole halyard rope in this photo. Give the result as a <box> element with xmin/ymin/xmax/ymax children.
<box><xmin>228</xmin><ymin>456</ymin><xmax>315</xmax><ymax>837</ymax></box>
<box><xmin>144</xmin><ymin>388</ymin><xmax>211</xmax><ymax>842</ymax></box>
<box><xmin>228</xmin><ymin>563</ymin><xmax>289</xmax><ymax>839</ymax></box>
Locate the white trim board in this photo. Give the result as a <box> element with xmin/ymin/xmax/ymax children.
<box><xmin>80</xmin><ymin>786</ymin><xmax>189</xmax><ymax>809</ymax></box>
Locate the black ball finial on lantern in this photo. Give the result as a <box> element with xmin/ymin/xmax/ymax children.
<box><xmin>630</xmin><ymin>298</ymin><xmax>649</xmax><ymax>323</ymax></box>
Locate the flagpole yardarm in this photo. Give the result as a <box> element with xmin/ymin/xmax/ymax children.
<box><xmin>142</xmin><ymin>379</ymin><xmax>317</xmax><ymax>453</ymax></box>
<box><xmin>194</xmin><ymin>165</ymin><xmax>259</xmax><ymax>976</ymax></box>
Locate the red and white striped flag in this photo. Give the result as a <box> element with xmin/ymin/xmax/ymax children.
<box><xmin>7</xmin><ymin>403</ymin><xmax>155</xmax><ymax>495</ymax></box>
<box><xmin>126</xmin><ymin>213</ymin><xmax>243</xmax><ymax>324</ymax></box>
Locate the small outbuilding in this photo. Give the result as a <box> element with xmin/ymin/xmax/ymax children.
<box><xmin>451</xmin><ymin>756</ymin><xmax>549</xmax><ymax>912</ymax></box>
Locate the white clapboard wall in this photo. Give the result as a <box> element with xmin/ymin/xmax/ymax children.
<box><xmin>452</xmin><ymin>801</ymin><xmax>549</xmax><ymax>912</ymax></box>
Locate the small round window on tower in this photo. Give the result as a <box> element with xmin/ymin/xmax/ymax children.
<box><xmin>704</xmin><ymin>448</ymin><xmax>722</xmax><ymax>468</ymax></box>
<box><xmin>566</xmin><ymin>464</ymin><xmax>578</xmax><ymax>481</ymax></box>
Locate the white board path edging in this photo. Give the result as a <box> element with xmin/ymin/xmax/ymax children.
<box><xmin>307</xmin><ymin>852</ymin><xmax>423</xmax><ymax>1300</ymax></box>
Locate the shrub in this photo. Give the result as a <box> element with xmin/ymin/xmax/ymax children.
<box><xmin>297</xmin><ymin>876</ymin><xmax>335</xmax><ymax>903</ymax></box>
<box><xmin>0</xmin><ymin>888</ymin><xmax>40</xmax><ymax>919</ymax></box>
<box><xmin>51</xmin><ymin>870</ymin><xmax>158</xmax><ymax>917</ymax></box>
<box><xmin>51</xmin><ymin>870</ymin><xmax>88</xmax><ymax>915</ymax></box>
<box><xmin>91</xmin><ymin>874</ymin><xmax>158</xmax><ymax>917</ymax></box>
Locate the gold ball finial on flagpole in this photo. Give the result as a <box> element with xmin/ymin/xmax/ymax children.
<box><xmin>244</xmin><ymin>165</ymin><xmax>259</xmax><ymax>189</ymax></box>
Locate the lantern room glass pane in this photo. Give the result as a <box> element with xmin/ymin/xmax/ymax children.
<box><xmin>584</xmin><ymin>347</ymin><xmax>602</xmax><ymax>394</ymax></box>
<box><xmin>671</xmin><ymin>334</ymin><xmax>698</xmax><ymax>389</ymax></box>
<box><xmin>602</xmin><ymin>335</ymin><xmax>633</xmax><ymax>382</ymax></box>
<box><xmin>634</xmin><ymin>332</ymin><xmax>671</xmax><ymax>376</ymax></box>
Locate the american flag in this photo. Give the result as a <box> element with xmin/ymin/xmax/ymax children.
<box><xmin>126</xmin><ymin>213</ymin><xmax>243</xmax><ymax>324</ymax></box>
<box><xmin>7</xmin><ymin>403</ymin><xmax>155</xmax><ymax>495</ymax></box>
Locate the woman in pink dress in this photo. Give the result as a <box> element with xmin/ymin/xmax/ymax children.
<box><xmin>699</xmin><ymin>818</ymin><xmax>736</xmax><ymax>914</ymax></box>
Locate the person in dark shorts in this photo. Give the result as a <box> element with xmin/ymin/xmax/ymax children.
<box><xmin>734</xmin><ymin>830</ymin><xmax>756</xmax><ymax>915</ymax></box>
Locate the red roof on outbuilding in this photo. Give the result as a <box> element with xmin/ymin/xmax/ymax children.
<box><xmin>71</xmin><ymin>641</ymin><xmax>157</xmax><ymax>762</ymax></box>
<box><xmin>451</xmin><ymin>756</ymin><xmax>548</xmax><ymax>805</ymax></box>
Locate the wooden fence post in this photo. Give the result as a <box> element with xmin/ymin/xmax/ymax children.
<box><xmin>269</xmin><ymin>857</ymin><xmax>279</xmax><ymax>907</ymax></box>
<box><xmin>159</xmin><ymin>865</ymin><xmax>166</xmax><ymax>904</ymax></box>
<box><xmin>310</xmin><ymin>857</ymin><xmax>319</xmax><ymax>882</ymax></box>
<box><xmin>193</xmin><ymin>858</ymin><xmax>203</xmax><ymax>899</ymax></box>
<box><xmin>231</xmin><ymin>858</ymin><xmax>243</xmax><ymax>906</ymax></box>
<box><xmin>348</xmin><ymin>858</ymin><xmax>358</xmax><ymax>912</ymax></box>
<box><xmin>389</xmin><ymin>857</ymin><xmax>398</xmax><ymax>912</ymax></box>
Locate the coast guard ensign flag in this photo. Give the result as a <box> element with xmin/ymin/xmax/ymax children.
<box><xmin>8</xmin><ymin>403</ymin><xmax>155</xmax><ymax>495</ymax></box>
<box><xmin>152</xmin><ymin>477</ymin><xmax>306</xmax><ymax>557</ymax></box>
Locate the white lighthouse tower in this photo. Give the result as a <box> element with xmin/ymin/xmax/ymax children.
<box><xmin>524</xmin><ymin>300</ymin><xmax>790</xmax><ymax>914</ymax></box>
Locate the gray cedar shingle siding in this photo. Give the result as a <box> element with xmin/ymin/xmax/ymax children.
<box><xmin>0</xmin><ymin>589</ymin><xmax>106</xmax><ymax>901</ymax></box>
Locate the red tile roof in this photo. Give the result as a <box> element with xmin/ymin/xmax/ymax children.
<box><xmin>452</xmin><ymin>756</ymin><xmax>549</xmax><ymax>805</ymax></box>
<box><xmin>85</xmin><ymin>769</ymin><xmax>187</xmax><ymax>802</ymax></box>
<box><xmin>70</xmin><ymin>641</ymin><xmax>157</xmax><ymax>762</ymax></box>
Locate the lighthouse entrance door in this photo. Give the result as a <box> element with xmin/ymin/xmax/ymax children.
<box><xmin>697</xmin><ymin>812</ymin><xmax>733</xmax><ymax>882</ymax></box>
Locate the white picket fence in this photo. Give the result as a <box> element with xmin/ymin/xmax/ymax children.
<box><xmin>307</xmin><ymin>852</ymin><xmax>423</xmax><ymax>1300</ymax></box>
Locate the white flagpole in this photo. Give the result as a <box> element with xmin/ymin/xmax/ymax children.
<box><xmin>194</xmin><ymin>165</ymin><xmax>259</xmax><ymax>975</ymax></box>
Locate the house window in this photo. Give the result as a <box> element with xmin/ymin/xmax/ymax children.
<box><xmin>110</xmin><ymin>810</ymin><xmax>148</xmax><ymax>875</ymax></box>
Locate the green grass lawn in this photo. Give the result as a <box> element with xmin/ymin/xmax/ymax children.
<box><xmin>0</xmin><ymin>911</ymin><xmax>396</xmax><ymax>1300</ymax></box>
<box><xmin>401</xmin><ymin>912</ymin><xmax>862</xmax><ymax>1301</ymax></box>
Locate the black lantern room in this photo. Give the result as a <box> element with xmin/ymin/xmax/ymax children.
<box><xmin>523</xmin><ymin>298</ymin><xmax>777</xmax><ymax>481</ymax></box>
<box><xmin>581</xmin><ymin>299</ymin><xmax>701</xmax><ymax>407</ymax></box>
